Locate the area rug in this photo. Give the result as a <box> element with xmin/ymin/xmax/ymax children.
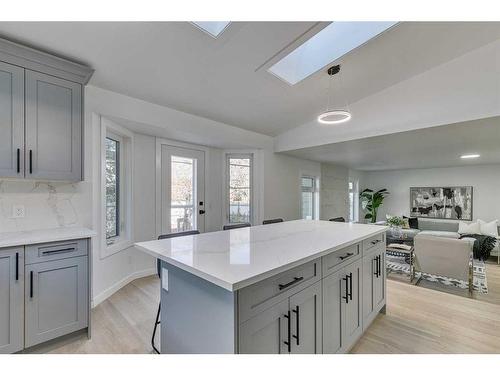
<box><xmin>386</xmin><ymin>254</ymin><xmax>488</xmax><ymax>294</ymax></box>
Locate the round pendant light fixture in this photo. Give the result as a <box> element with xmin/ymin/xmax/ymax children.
<box><xmin>317</xmin><ymin>65</ymin><xmax>351</xmax><ymax>125</ymax></box>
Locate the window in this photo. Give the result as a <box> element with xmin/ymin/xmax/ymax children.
<box><xmin>268</xmin><ymin>22</ymin><xmax>397</xmax><ymax>85</ymax></box>
<box><xmin>105</xmin><ymin>136</ymin><xmax>120</xmax><ymax>242</ymax></box>
<box><xmin>301</xmin><ymin>176</ymin><xmax>318</xmax><ymax>220</ymax></box>
<box><xmin>191</xmin><ymin>21</ymin><xmax>231</xmax><ymax>38</ymax></box>
<box><xmin>170</xmin><ymin>156</ymin><xmax>196</xmax><ymax>233</ymax></box>
<box><xmin>348</xmin><ymin>179</ymin><xmax>359</xmax><ymax>222</ymax></box>
<box><xmin>227</xmin><ymin>154</ymin><xmax>252</xmax><ymax>224</ymax></box>
<box><xmin>101</xmin><ymin>117</ymin><xmax>133</xmax><ymax>257</ymax></box>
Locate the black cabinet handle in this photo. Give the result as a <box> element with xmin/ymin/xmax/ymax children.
<box><xmin>15</xmin><ymin>252</ymin><xmax>19</xmax><ymax>281</ymax></box>
<box><xmin>377</xmin><ymin>255</ymin><xmax>381</xmax><ymax>277</ymax></box>
<box><xmin>342</xmin><ymin>276</ymin><xmax>349</xmax><ymax>304</ymax></box>
<box><xmin>378</xmin><ymin>255</ymin><xmax>382</xmax><ymax>277</ymax></box>
<box><xmin>41</xmin><ymin>247</ymin><xmax>76</xmax><ymax>256</ymax></box>
<box><xmin>279</xmin><ymin>276</ymin><xmax>303</xmax><ymax>290</ymax></box>
<box><xmin>371</xmin><ymin>239</ymin><xmax>381</xmax><ymax>245</ymax></box>
<box><xmin>29</xmin><ymin>150</ymin><xmax>33</xmax><ymax>174</ymax></box>
<box><xmin>348</xmin><ymin>272</ymin><xmax>353</xmax><ymax>301</ymax></box>
<box><xmin>30</xmin><ymin>271</ymin><xmax>33</xmax><ymax>298</ymax></box>
<box><xmin>283</xmin><ymin>311</ymin><xmax>291</xmax><ymax>352</ymax></box>
<box><xmin>373</xmin><ymin>256</ymin><xmax>378</xmax><ymax>277</ymax></box>
<box><xmin>199</xmin><ymin>210</ymin><xmax>205</xmax><ymax>214</ymax></box>
<box><xmin>292</xmin><ymin>306</ymin><xmax>300</xmax><ymax>346</ymax></box>
<box><xmin>339</xmin><ymin>252</ymin><xmax>354</xmax><ymax>260</ymax></box>
<box><xmin>16</xmin><ymin>148</ymin><xmax>20</xmax><ymax>173</ymax></box>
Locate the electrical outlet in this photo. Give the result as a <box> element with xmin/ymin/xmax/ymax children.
<box><xmin>12</xmin><ymin>205</ymin><xmax>25</xmax><ymax>218</ymax></box>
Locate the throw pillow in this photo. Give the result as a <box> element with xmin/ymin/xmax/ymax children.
<box><xmin>458</xmin><ymin>221</ymin><xmax>480</xmax><ymax>235</ymax></box>
<box><xmin>403</xmin><ymin>216</ymin><xmax>418</xmax><ymax>229</ymax></box>
<box><xmin>478</xmin><ymin>219</ymin><xmax>499</xmax><ymax>237</ymax></box>
<box><xmin>401</xmin><ymin>218</ymin><xmax>410</xmax><ymax>229</ymax></box>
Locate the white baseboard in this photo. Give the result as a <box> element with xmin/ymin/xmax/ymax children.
<box><xmin>92</xmin><ymin>267</ymin><xmax>156</xmax><ymax>308</ymax></box>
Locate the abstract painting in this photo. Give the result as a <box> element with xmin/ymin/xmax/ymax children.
<box><xmin>410</xmin><ymin>186</ymin><xmax>473</xmax><ymax>220</ymax></box>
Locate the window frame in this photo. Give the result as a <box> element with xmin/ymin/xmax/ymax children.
<box><xmin>348</xmin><ymin>179</ymin><xmax>359</xmax><ymax>222</ymax></box>
<box><xmin>301</xmin><ymin>175</ymin><xmax>319</xmax><ymax>220</ymax></box>
<box><xmin>100</xmin><ymin>117</ymin><xmax>134</xmax><ymax>258</ymax></box>
<box><xmin>226</xmin><ymin>153</ymin><xmax>253</xmax><ymax>225</ymax></box>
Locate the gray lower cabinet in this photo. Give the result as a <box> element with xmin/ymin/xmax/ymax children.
<box><xmin>0</xmin><ymin>247</ymin><xmax>24</xmax><ymax>354</ymax></box>
<box><xmin>25</xmin><ymin>255</ymin><xmax>88</xmax><ymax>348</ymax></box>
<box><xmin>362</xmin><ymin>247</ymin><xmax>386</xmax><ymax>328</ymax></box>
<box><xmin>25</xmin><ymin>70</ymin><xmax>82</xmax><ymax>181</ymax></box>
<box><xmin>0</xmin><ymin>61</ymin><xmax>24</xmax><ymax>178</ymax></box>
<box><xmin>323</xmin><ymin>258</ymin><xmax>363</xmax><ymax>353</ymax></box>
<box><xmin>239</xmin><ymin>282</ymin><xmax>322</xmax><ymax>354</ymax></box>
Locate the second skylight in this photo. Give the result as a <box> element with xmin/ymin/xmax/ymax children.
<box><xmin>268</xmin><ymin>22</ymin><xmax>397</xmax><ymax>85</ymax></box>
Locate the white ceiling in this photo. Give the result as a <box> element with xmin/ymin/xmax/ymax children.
<box><xmin>284</xmin><ymin>116</ymin><xmax>500</xmax><ymax>170</ymax></box>
<box><xmin>0</xmin><ymin>22</ymin><xmax>499</xmax><ymax>137</ymax></box>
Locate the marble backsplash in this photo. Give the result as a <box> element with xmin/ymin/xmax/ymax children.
<box><xmin>0</xmin><ymin>180</ymin><xmax>91</xmax><ymax>233</ymax></box>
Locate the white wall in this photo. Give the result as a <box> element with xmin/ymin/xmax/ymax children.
<box><xmin>320</xmin><ymin>164</ymin><xmax>349</xmax><ymax>221</ymax></box>
<box><xmin>362</xmin><ymin>164</ymin><xmax>500</xmax><ymax>222</ymax></box>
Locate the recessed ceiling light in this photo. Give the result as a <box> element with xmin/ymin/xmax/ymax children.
<box><xmin>191</xmin><ymin>22</ymin><xmax>230</xmax><ymax>38</ymax></box>
<box><xmin>460</xmin><ymin>154</ymin><xmax>480</xmax><ymax>159</ymax></box>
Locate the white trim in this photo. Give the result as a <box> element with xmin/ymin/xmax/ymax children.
<box><xmin>91</xmin><ymin>267</ymin><xmax>156</xmax><ymax>308</ymax></box>
<box><xmin>222</xmin><ymin>149</ymin><xmax>263</xmax><ymax>226</ymax></box>
<box><xmin>155</xmin><ymin>137</ymin><xmax>211</xmax><ymax>238</ymax></box>
<box><xmin>100</xmin><ymin>116</ymin><xmax>134</xmax><ymax>259</ymax></box>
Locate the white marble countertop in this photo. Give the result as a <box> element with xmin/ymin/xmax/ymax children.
<box><xmin>0</xmin><ymin>227</ymin><xmax>96</xmax><ymax>248</ymax></box>
<box><xmin>135</xmin><ymin>220</ymin><xmax>387</xmax><ymax>291</ymax></box>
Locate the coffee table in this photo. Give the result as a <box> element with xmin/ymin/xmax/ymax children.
<box><xmin>386</xmin><ymin>245</ymin><xmax>415</xmax><ymax>282</ymax></box>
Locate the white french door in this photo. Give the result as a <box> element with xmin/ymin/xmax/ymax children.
<box><xmin>160</xmin><ymin>144</ymin><xmax>205</xmax><ymax>235</ymax></box>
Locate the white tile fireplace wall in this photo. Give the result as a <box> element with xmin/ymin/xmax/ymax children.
<box><xmin>0</xmin><ymin>180</ymin><xmax>91</xmax><ymax>233</ymax></box>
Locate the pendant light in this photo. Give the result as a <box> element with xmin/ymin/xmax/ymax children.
<box><xmin>317</xmin><ymin>65</ymin><xmax>351</xmax><ymax>125</ymax></box>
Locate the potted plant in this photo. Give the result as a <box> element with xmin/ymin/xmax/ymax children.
<box><xmin>360</xmin><ymin>188</ymin><xmax>389</xmax><ymax>223</ymax></box>
<box><xmin>387</xmin><ymin>215</ymin><xmax>405</xmax><ymax>238</ymax></box>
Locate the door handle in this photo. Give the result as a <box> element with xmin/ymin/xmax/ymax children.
<box><xmin>15</xmin><ymin>252</ymin><xmax>19</xmax><ymax>281</ymax></box>
<box><xmin>342</xmin><ymin>275</ymin><xmax>349</xmax><ymax>304</ymax></box>
<box><xmin>16</xmin><ymin>148</ymin><xmax>20</xmax><ymax>173</ymax></box>
<box><xmin>283</xmin><ymin>311</ymin><xmax>291</xmax><ymax>353</ymax></box>
<box><xmin>339</xmin><ymin>252</ymin><xmax>354</xmax><ymax>260</ymax></box>
<box><xmin>29</xmin><ymin>149</ymin><xmax>33</xmax><ymax>174</ymax></box>
<box><xmin>30</xmin><ymin>271</ymin><xmax>33</xmax><ymax>298</ymax></box>
<box><xmin>292</xmin><ymin>305</ymin><xmax>300</xmax><ymax>346</ymax></box>
<box><xmin>348</xmin><ymin>272</ymin><xmax>353</xmax><ymax>301</ymax></box>
<box><xmin>373</xmin><ymin>256</ymin><xmax>378</xmax><ymax>278</ymax></box>
<box><xmin>199</xmin><ymin>210</ymin><xmax>205</xmax><ymax>214</ymax></box>
<box><xmin>378</xmin><ymin>255</ymin><xmax>382</xmax><ymax>277</ymax></box>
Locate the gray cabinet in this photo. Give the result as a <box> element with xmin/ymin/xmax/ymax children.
<box><xmin>25</xmin><ymin>70</ymin><xmax>82</xmax><ymax>181</ymax></box>
<box><xmin>0</xmin><ymin>61</ymin><xmax>24</xmax><ymax>178</ymax></box>
<box><xmin>363</xmin><ymin>246</ymin><xmax>386</xmax><ymax>328</ymax></box>
<box><xmin>239</xmin><ymin>283</ymin><xmax>322</xmax><ymax>354</ymax></box>
<box><xmin>0</xmin><ymin>247</ymin><xmax>24</xmax><ymax>354</ymax></box>
<box><xmin>25</xmin><ymin>255</ymin><xmax>88</xmax><ymax>348</ymax></box>
<box><xmin>323</xmin><ymin>258</ymin><xmax>362</xmax><ymax>353</ymax></box>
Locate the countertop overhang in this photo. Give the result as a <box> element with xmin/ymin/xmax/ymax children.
<box><xmin>0</xmin><ymin>227</ymin><xmax>97</xmax><ymax>248</ymax></box>
<box><xmin>135</xmin><ymin>220</ymin><xmax>388</xmax><ymax>291</ymax></box>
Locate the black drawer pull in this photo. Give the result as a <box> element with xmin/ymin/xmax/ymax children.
<box><xmin>292</xmin><ymin>305</ymin><xmax>300</xmax><ymax>345</ymax></box>
<box><xmin>16</xmin><ymin>148</ymin><xmax>20</xmax><ymax>173</ymax></box>
<box><xmin>41</xmin><ymin>247</ymin><xmax>76</xmax><ymax>256</ymax></box>
<box><xmin>30</xmin><ymin>271</ymin><xmax>33</xmax><ymax>298</ymax></box>
<box><xmin>339</xmin><ymin>252</ymin><xmax>354</xmax><ymax>260</ymax></box>
<box><xmin>279</xmin><ymin>276</ymin><xmax>303</xmax><ymax>290</ymax></box>
<box><xmin>15</xmin><ymin>252</ymin><xmax>19</xmax><ymax>281</ymax></box>
<box><xmin>283</xmin><ymin>311</ymin><xmax>291</xmax><ymax>352</ymax></box>
<box><xmin>371</xmin><ymin>239</ymin><xmax>381</xmax><ymax>245</ymax></box>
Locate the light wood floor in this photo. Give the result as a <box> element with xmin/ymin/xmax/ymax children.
<box><xmin>31</xmin><ymin>262</ymin><xmax>500</xmax><ymax>354</ymax></box>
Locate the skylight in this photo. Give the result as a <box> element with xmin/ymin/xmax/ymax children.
<box><xmin>191</xmin><ymin>21</ymin><xmax>231</xmax><ymax>38</ymax></box>
<box><xmin>268</xmin><ymin>22</ymin><xmax>397</xmax><ymax>85</ymax></box>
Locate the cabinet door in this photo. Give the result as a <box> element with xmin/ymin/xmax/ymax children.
<box><xmin>239</xmin><ymin>299</ymin><xmax>289</xmax><ymax>354</ymax></box>
<box><xmin>342</xmin><ymin>259</ymin><xmax>363</xmax><ymax>351</ymax></box>
<box><xmin>322</xmin><ymin>269</ymin><xmax>343</xmax><ymax>354</ymax></box>
<box><xmin>25</xmin><ymin>70</ymin><xmax>82</xmax><ymax>181</ymax></box>
<box><xmin>25</xmin><ymin>256</ymin><xmax>88</xmax><ymax>347</ymax></box>
<box><xmin>0</xmin><ymin>61</ymin><xmax>24</xmax><ymax>178</ymax></box>
<box><xmin>373</xmin><ymin>249</ymin><xmax>386</xmax><ymax>312</ymax></box>
<box><xmin>290</xmin><ymin>282</ymin><xmax>322</xmax><ymax>354</ymax></box>
<box><xmin>362</xmin><ymin>252</ymin><xmax>376</xmax><ymax>325</ymax></box>
<box><xmin>0</xmin><ymin>247</ymin><xmax>24</xmax><ymax>353</ymax></box>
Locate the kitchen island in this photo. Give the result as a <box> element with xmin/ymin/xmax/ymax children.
<box><xmin>135</xmin><ymin>220</ymin><xmax>387</xmax><ymax>354</ymax></box>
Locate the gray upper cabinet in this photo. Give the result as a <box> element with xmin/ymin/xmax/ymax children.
<box><xmin>0</xmin><ymin>61</ymin><xmax>24</xmax><ymax>178</ymax></box>
<box><xmin>25</xmin><ymin>71</ymin><xmax>82</xmax><ymax>181</ymax></box>
<box><xmin>0</xmin><ymin>247</ymin><xmax>24</xmax><ymax>354</ymax></box>
<box><xmin>25</xmin><ymin>255</ymin><xmax>88</xmax><ymax>348</ymax></box>
<box><xmin>289</xmin><ymin>282</ymin><xmax>322</xmax><ymax>354</ymax></box>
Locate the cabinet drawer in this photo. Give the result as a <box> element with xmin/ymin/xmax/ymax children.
<box><xmin>238</xmin><ymin>260</ymin><xmax>320</xmax><ymax>323</ymax></box>
<box><xmin>25</xmin><ymin>239</ymin><xmax>88</xmax><ymax>264</ymax></box>
<box><xmin>362</xmin><ymin>233</ymin><xmax>385</xmax><ymax>255</ymax></box>
<box><xmin>322</xmin><ymin>243</ymin><xmax>361</xmax><ymax>277</ymax></box>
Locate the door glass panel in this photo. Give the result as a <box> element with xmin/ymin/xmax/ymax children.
<box><xmin>171</xmin><ymin>156</ymin><xmax>195</xmax><ymax>233</ymax></box>
<box><xmin>228</xmin><ymin>156</ymin><xmax>251</xmax><ymax>224</ymax></box>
